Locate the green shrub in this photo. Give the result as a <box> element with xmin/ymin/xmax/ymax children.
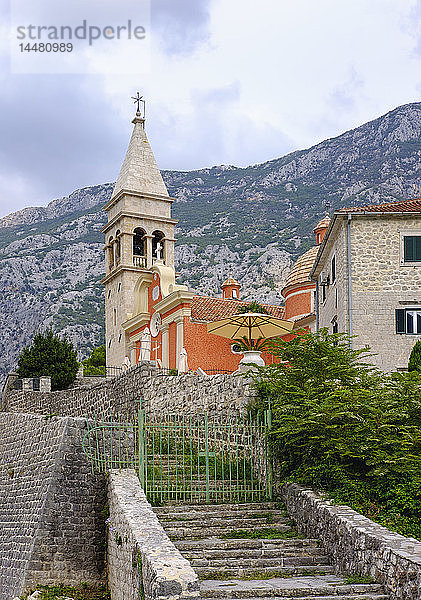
<box><xmin>250</xmin><ymin>329</ymin><xmax>421</xmax><ymax>539</ymax></box>
<box><xmin>17</xmin><ymin>329</ymin><xmax>79</xmax><ymax>391</ymax></box>
<box><xmin>408</xmin><ymin>339</ymin><xmax>421</xmax><ymax>372</ymax></box>
<box><xmin>83</xmin><ymin>345</ymin><xmax>106</xmax><ymax>376</ymax></box>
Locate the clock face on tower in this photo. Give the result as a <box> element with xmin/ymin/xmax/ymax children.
<box><xmin>150</xmin><ymin>312</ymin><xmax>162</xmax><ymax>337</ymax></box>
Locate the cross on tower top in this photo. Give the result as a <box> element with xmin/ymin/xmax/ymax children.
<box><xmin>131</xmin><ymin>92</ymin><xmax>146</xmax><ymax>118</ymax></box>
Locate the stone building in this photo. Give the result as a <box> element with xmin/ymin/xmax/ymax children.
<box><xmin>103</xmin><ymin>106</ymin><xmax>285</xmax><ymax>371</ymax></box>
<box><xmin>310</xmin><ymin>199</ymin><xmax>421</xmax><ymax>371</ymax></box>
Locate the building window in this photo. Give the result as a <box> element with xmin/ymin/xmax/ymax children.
<box><xmin>331</xmin><ymin>255</ymin><xmax>336</xmax><ymax>283</ymax></box>
<box><xmin>403</xmin><ymin>235</ymin><xmax>421</xmax><ymax>263</ymax></box>
<box><xmin>321</xmin><ymin>277</ymin><xmax>327</xmax><ymax>303</ymax></box>
<box><xmin>133</xmin><ymin>228</ymin><xmax>146</xmax><ymax>268</ymax></box>
<box><xmin>152</xmin><ymin>230</ymin><xmax>165</xmax><ymax>262</ymax></box>
<box><xmin>396</xmin><ymin>308</ymin><xmax>421</xmax><ymax>334</ymax></box>
<box><xmin>332</xmin><ymin>320</ymin><xmax>338</xmax><ymax>334</ymax></box>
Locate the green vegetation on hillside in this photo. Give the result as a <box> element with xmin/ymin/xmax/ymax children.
<box><xmin>250</xmin><ymin>330</ymin><xmax>421</xmax><ymax>540</ymax></box>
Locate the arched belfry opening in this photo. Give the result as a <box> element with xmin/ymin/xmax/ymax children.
<box><xmin>115</xmin><ymin>230</ymin><xmax>121</xmax><ymax>265</ymax></box>
<box><xmin>108</xmin><ymin>236</ymin><xmax>114</xmax><ymax>271</ymax></box>
<box><xmin>133</xmin><ymin>227</ymin><xmax>146</xmax><ymax>268</ymax></box>
<box><xmin>152</xmin><ymin>230</ymin><xmax>165</xmax><ymax>263</ymax></box>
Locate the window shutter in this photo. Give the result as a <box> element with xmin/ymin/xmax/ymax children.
<box><xmin>404</xmin><ymin>237</ymin><xmax>414</xmax><ymax>261</ymax></box>
<box><xmin>416</xmin><ymin>237</ymin><xmax>421</xmax><ymax>261</ymax></box>
<box><xmin>395</xmin><ymin>309</ymin><xmax>405</xmax><ymax>334</ymax></box>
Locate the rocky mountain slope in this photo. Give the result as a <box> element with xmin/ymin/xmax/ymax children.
<box><xmin>1</xmin><ymin>102</ymin><xmax>421</xmax><ymax>378</ymax></box>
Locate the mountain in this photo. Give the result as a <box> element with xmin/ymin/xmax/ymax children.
<box><xmin>1</xmin><ymin>102</ymin><xmax>421</xmax><ymax>379</ymax></box>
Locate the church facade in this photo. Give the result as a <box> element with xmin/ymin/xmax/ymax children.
<box><xmin>102</xmin><ymin>107</ymin><xmax>286</xmax><ymax>372</ymax></box>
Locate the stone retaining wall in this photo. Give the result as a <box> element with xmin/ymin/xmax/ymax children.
<box><xmin>283</xmin><ymin>483</ymin><xmax>421</xmax><ymax>600</ymax></box>
<box><xmin>2</xmin><ymin>363</ymin><xmax>252</xmax><ymax>419</ymax></box>
<box><xmin>0</xmin><ymin>413</ymin><xmax>106</xmax><ymax>599</ymax></box>
<box><xmin>107</xmin><ymin>470</ymin><xmax>200</xmax><ymax>600</ymax></box>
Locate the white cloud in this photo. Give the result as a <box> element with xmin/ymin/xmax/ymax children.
<box><xmin>2</xmin><ymin>0</ymin><xmax>421</xmax><ymax>215</ymax></box>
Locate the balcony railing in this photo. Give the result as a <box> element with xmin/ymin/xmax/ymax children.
<box><xmin>133</xmin><ymin>255</ymin><xmax>147</xmax><ymax>268</ymax></box>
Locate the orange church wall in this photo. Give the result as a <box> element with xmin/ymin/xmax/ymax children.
<box><xmin>169</xmin><ymin>321</ymin><xmax>177</xmax><ymax>369</ymax></box>
<box><xmin>183</xmin><ymin>319</ymin><xmax>242</xmax><ymax>372</ymax></box>
<box><xmin>284</xmin><ymin>284</ymin><xmax>314</xmax><ymax>320</ymax></box>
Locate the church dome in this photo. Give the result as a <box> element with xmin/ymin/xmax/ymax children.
<box><xmin>281</xmin><ymin>246</ymin><xmax>319</xmax><ymax>296</ymax></box>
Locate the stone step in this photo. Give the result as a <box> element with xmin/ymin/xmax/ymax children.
<box><xmin>189</xmin><ymin>555</ymin><xmax>331</xmax><ymax>568</ymax></box>
<box><xmin>174</xmin><ymin>538</ymin><xmax>320</xmax><ymax>552</ymax></box>
<box><xmin>201</xmin><ymin>595</ymin><xmax>389</xmax><ymax>600</ymax></box>
<box><xmin>160</xmin><ymin>517</ymin><xmax>290</xmax><ymax>529</ymax></box>
<box><xmin>183</xmin><ymin>547</ymin><xmax>325</xmax><ymax>560</ymax></box>
<box><xmin>153</xmin><ymin>502</ymin><xmax>277</xmax><ymax>513</ymax></box>
<box><xmin>167</xmin><ymin>524</ymin><xmax>292</xmax><ymax>540</ymax></box>
<box><xmin>196</xmin><ymin>565</ymin><xmax>335</xmax><ymax>578</ymax></box>
<box><xmin>157</xmin><ymin>509</ymin><xmax>286</xmax><ymax>521</ymax></box>
<box><xmin>199</xmin><ymin>576</ymin><xmax>387</xmax><ymax>598</ymax></box>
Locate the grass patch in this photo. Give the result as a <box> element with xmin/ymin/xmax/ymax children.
<box><xmin>199</xmin><ymin>569</ymin><xmax>328</xmax><ymax>581</ymax></box>
<box><xmin>342</xmin><ymin>575</ymin><xmax>376</xmax><ymax>585</ymax></box>
<box><xmin>221</xmin><ymin>527</ymin><xmax>302</xmax><ymax>539</ymax></box>
<box><xmin>22</xmin><ymin>584</ymin><xmax>110</xmax><ymax>600</ymax></box>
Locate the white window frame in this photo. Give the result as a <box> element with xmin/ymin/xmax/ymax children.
<box><xmin>406</xmin><ymin>309</ymin><xmax>421</xmax><ymax>334</ymax></box>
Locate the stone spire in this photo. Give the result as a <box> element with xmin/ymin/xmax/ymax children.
<box><xmin>112</xmin><ymin>111</ymin><xmax>169</xmax><ymax>200</ymax></box>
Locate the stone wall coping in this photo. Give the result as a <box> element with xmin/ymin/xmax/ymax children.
<box><xmin>292</xmin><ymin>486</ymin><xmax>421</xmax><ymax>557</ymax></box>
<box><xmin>108</xmin><ymin>469</ymin><xmax>200</xmax><ymax>600</ymax></box>
<box><xmin>283</xmin><ymin>483</ymin><xmax>421</xmax><ymax>599</ymax></box>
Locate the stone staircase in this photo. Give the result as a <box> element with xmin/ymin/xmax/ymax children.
<box><xmin>153</xmin><ymin>502</ymin><xmax>390</xmax><ymax>600</ymax></box>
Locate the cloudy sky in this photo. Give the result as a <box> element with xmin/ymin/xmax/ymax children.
<box><xmin>1</xmin><ymin>0</ymin><xmax>421</xmax><ymax>218</ymax></box>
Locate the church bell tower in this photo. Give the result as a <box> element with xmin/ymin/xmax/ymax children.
<box><xmin>101</xmin><ymin>96</ymin><xmax>177</xmax><ymax>367</ymax></box>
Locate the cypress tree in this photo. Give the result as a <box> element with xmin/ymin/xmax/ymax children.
<box><xmin>408</xmin><ymin>339</ymin><xmax>421</xmax><ymax>372</ymax></box>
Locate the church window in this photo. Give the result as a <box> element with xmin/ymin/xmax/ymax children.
<box><xmin>108</xmin><ymin>289</ymin><xmax>111</xmax><ymax>299</ymax></box>
<box><xmin>108</xmin><ymin>237</ymin><xmax>114</xmax><ymax>269</ymax></box>
<box><xmin>108</xmin><ymin>339</ymin><xmax>112</xmax><ymax>348</ymax></box>
<box><xmin>152</xmin><ymin>230</ymin><xmax>165</xmax><ymax>263</ymax></box>
<box><xmin>118</xmin><ymin>282</ymin><xmax>121</xmax><ymax>293</ymax></box>
<box><xmin>118</xmin><ymin>333</ymin><xmax>122</xmax><ymax>343</ymax></box>
<box><xmin>115</xmin><ymin>230</ymin><xmax>121</xmax><ymax>265</ymax></box>
<box><xmin>133</xmin><ymin>228</ymin><xmax>146</xmax><ymax>267</ymax></box>
<box><xmin>403</xmin><ymin>235</ymin><xmax>421</xmax><ymax>262</ymax></box>
<box><xmin>113</xmin><ymin>308</ymin><xmax>117</xmax><ymax>326</ymax></box>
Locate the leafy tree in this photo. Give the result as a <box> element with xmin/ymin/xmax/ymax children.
<box><xmin>250</xmin><ymin>329</ymin><xmax>421</xmax><ymax>539</ymax></box>
<box><xmin>17</xmin><ymin>329</ymin><xmax>79</xmax><ymax>391</ymax></box>
<box><xmin>408</xmin><ymin>339</ymin><xmax>421</xmax><ymax>372</ymax></box>
<box><xmin>238</xmin><ymin>302</ymin><xmax>269</xmax><ymax>314</ymax></box>
<box><xmin>83</xmin><ymin>344</ymin><xmax>106</xmax><ymax>376</ymax></box>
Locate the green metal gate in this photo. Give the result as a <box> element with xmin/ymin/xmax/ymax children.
<box><xmin>82</xmin><ymin>409</ymin><xmax>272</xmax><ymax>504</ymax></box>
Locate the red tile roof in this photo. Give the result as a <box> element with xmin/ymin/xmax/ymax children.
<box><xmin>191</xmin><ymin>296</ymin><xmax>285</xmax><ymax>322</ymax></box>
<box><xmin>339</xmin><ymin>198</ymin><xmax>421</xmax><ymax>214</ymax></box>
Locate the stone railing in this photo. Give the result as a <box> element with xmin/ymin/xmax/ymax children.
<box><xmin>2</xmin><ymin>363</ymin><xmax>253</xmax><ymax>419</ymax></box>
<box><xmin>283</xmin><ymin>483</ymin><xmax>421</xmax><ymax>600</ymax></box>
<box><xmin>108</xmin><ymin>469</ymin><xmax>199</xmax><ymax>600</ymax></box>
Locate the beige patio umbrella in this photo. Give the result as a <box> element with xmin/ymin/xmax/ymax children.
<box><xmin>206</xmin><ymin>312</ymin><xmax>293</xmax><ymax>346</ymax></box>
